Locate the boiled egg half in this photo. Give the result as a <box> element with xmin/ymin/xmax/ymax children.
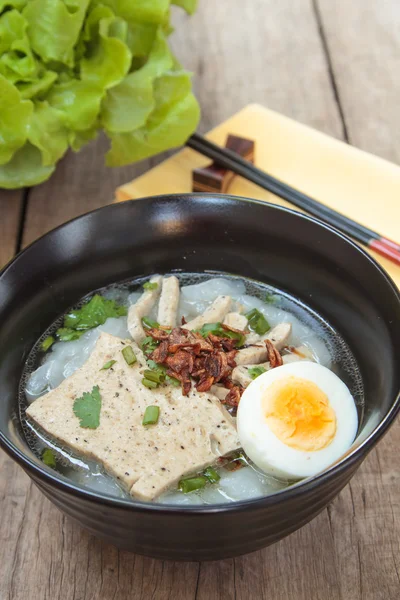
<box><xmin>237</xmin><ymin>361</ymin><xmax>358</xmax><ymax>479</ymax></box>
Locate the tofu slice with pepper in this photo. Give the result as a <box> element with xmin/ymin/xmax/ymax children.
<box><xmin>183</xmin><ymin>295</ymin><xmax>232</xmax><ymax>331</ymax></box>
<box><xmin>27</xmin><ymin>332</ymin><xmax>240</xmax><ymax>501</ymax></box>
<box><xmin>157</xmin><ymin>276</ymin><xmax>180</xmax><ymax>328</ymax></box>
<box><xmin>128</xmin><ymin>275</ymin><xmax>162</xmax><ymax>344</ymax></box>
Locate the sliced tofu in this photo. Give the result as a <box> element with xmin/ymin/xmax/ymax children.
<box><xmin>27</xmin><ymin>332</ymin><xmax>240</xmax><ymax>501</ymax></box>
<box><xmin>235</xmin><ymin>344</ymin><xmax>268</xmax><ymax>366</ymax></box>
<box><xmin>233</xmin><ymin>344</ymin><xmax>315</xmax><ymax>387</ymax></box>
<box><xmin>183</xmin><ymin>295</ymin><xmax>232</xmax><ymax>330</ymax></box>
<box><xmin>245</xmin><ymin>332</ymin><xmax>261</xmax><ymax>345</ymax></box>
<box><xmin>157</xmin><ymin>276</ymin><xmax>180</xmax><ymax>328</ymax></box>
<box><xmin>223</xmin><ymin>312</ymin><xmax>248</xmax><ymax>331</ymax></box>
<box><xmin>210</xmin><ymin>384</ymin><xmax>229</xmax><ymax>401</ymax></box>
<box><xmin>266</xmin><ymin>323</ymin><xmax>292</xmax><ymax>350</ymax></box>
<box><xmin>127</xmin><ymin>275</ymin><xmax>162</xmax><ymax>344</ymax></box>
<box><xmin>282</xmin><ymin>344</ymin><xmax>315</xmax><ymax>364</ymax></box>
<box><xmin>236</xmin><ymin>323</ymin><xmax>292</xmax><ymax>365</ymax></box>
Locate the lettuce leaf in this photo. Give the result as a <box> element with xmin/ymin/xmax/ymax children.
<box><xmin>172</xmin><ymin>0</ymin><xmax>198</xmax><ymax>14</ymax></box>
<box><xmin>22</xmin><ymin>0</ymin><xmax>90</xmax><ymax>65</ymax></box>
<box><xmin>0</xmin><ymin>0</ymin><xmax>200</xmax><ymax>189</ymax></box>
<box><xmin>90</xmin><ymin>0</ymin><xmax>170</xmax><ymax>24</ymax></box>
<box><xmin>80</xmin><ymin>6</ymin><xmax>132</xmax><ymax>89</ymax></box>
<box><xmin>27</xmin><ymin>101</ymin><xmax>69</xmax><ymax>166</ymax></box>
<box><xmin>0</xmin><ymin>143</ymin><xmax>54</xmax><ymax>189</ymax></box>
<box><xmin>17</xmin><ymin>69</ymin><xmax>58</xmax><ymax>99</ymax></box>
<box><xmin>0</xmin><ymin>74</ymin><xmax>32</xmax><ymax>164</ymax></box>
<box><xmin>106</xmin><ymin>70</ymin><xmax>200</xmax><ymax>166</ymax></box>
<box><xmin>0</xmin><ymin>1</ymin><xmax>27</xmax><ymax>11</ymax></box>
<box><xmin>0</xmin><ymin>10</ymin><xmax>39</xmax><ymax>83</ymax></box>
<box><xmin>47</xmin><ymin>79</ymin><xmax>103</xmax><ymax>131</ymax></box>
<box><xmin>101</xmin><ymin>29</ymin><xmax>174</xmax><ymax>132</ymax></box>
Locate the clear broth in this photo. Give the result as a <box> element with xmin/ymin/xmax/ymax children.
<box><xmin>19</xmin><ymin>272</ymin><xmax>364</xmax><ymax>505</ymax></box>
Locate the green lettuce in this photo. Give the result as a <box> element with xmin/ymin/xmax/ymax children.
<box><xmin>0</xmin><ymin>0</ymin><xmax>200</xmax><ymax>189</ymax></box>
<box><xmin>0</xmin><ymin>74</ymin><xmax>32</xmax><ymax>164</ymax></box>
<box><xmin>172</xmin><ymin>0</ymin><xmax>198</xmax><ymax>15</ymax></box>
<box><xmin>106</xmin><ymin>70</ymin><xmax>200</xmax><ymax>165</ymax></box>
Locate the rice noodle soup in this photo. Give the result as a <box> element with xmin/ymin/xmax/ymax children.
<box><xmin>20</xmin><ymin>274</ymin><xmax>363</xmax><ymax>505</ymax></box>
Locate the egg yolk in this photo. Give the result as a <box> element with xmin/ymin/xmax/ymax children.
<box><xmin>262</xmin><ymin>376</ymin><xmax>336</xmax><ymax>451</ymax></box>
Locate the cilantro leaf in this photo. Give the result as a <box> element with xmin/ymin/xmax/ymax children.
<box><xmin>73</xmin><ymin>385</ymin><xmax>102</xmax><ymax>429</ymax></box>
<box><xmin>64</xmin><ymin>295</ymin><xmax>127</xmax><ymax>330</ymax></box>
<box><xmin>56</xmin><ymin>294</ymin><xmax>127</xmax><ymax>341</ymax></box>
<box><xmin>265</xmin><ymin>294</ymin><xmax>280</xmax><ymax>305</ymax></box>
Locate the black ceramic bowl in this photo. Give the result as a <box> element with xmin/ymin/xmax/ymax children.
<box><xmin>0</xmin><ymin>194</ymin><xmax>399</xmax><ymax>561</ymax></box>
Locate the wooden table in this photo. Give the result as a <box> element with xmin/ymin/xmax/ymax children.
<box><xmin>1</xmin><ymin>2</ymin><xmax>399</xmax><ymax>598</ymax></box>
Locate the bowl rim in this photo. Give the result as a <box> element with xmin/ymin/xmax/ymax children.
<box><xmin>1</xmin><ymin>193</ymin><xmax>399</xmax><ymax>514</ymax></box>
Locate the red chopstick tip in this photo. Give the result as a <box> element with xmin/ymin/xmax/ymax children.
<box><xmin>369</xmin><ymin>238</ymin><xmax>400</xmax><ymax>266</ymax></box>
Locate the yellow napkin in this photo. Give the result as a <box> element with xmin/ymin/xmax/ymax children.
<box><xmin>115</xmin><ymin>104</ymin><xmax>400</xmax><ymax>288</ymax></box>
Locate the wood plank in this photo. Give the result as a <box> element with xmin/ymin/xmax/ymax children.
<box><xmin>4</xmin><ymin>1</ymin><xmax>398</xmax><ymax>599</ymax></box>
<box><xmin>0</xmin><ymin>189</ymin><xmax>25</xmax><ymax>600</ymax></box>
<box><xmin>313</xmin><ymin>2</ymin><xmax>400</xmax><ymax>599</ymax></box>
<box><xmin>315</xmin><ymin>0</ymin><xmax>400</xmax><ymax>163</ymax></box>
<box><xmin>0</xmin><ymin>191</ymin><xmax>23</xmax><ymax>268</ymax></box>
<box><xmin>21</xmin><ymin>135</ymin><xmax>169</xmax><ymax>247</ymax></box>
<box><xmin>170</xmin><ymin>0</ymin><xmax>343</xmax><ymax>138</ymax></box>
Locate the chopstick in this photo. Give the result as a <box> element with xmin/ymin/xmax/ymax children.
<box><xmin>186</xmin><ymin>133</ymin><xmax>400</xmax><ymax>267</ymax></box>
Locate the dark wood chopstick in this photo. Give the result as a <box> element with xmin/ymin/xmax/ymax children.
<box><xmin>186</xmin><ymin>133</ymin><xmax>400</xmax><ymax>267</ymax></box>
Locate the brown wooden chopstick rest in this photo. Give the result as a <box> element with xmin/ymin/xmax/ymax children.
<box><xmin>192</xmin><ymin>134</ymin><xmax>255</xmax><ymax>193</ymax></box>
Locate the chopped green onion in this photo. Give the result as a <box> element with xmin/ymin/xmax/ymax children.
<box><xmin>203</xmin><ymin>466</ymin><xmax>221</xmax><ymax>484</ymax></box>
<box><xmin>143</xmin><ymin>369</ymin><xmax>165</xmax><ymax>384</ymax></box>
<box><xmin>142</xmin><ymin>378</ymin><xmax>158</xmax><ymax>389</ymax></box>
<box><xmin>142</xmin><ymin>405</ymin><xmax>160</xmax><ymax>425</ymax></box>
<box><xmin>141</xmin><ymin>336</ymin><xmax>159</xmax><ymax>355</ymax></box>
<box><xmin>248</xmin><ymin>366</ymin><xmax>267</xmax><ymax>380</ymax></box>
<box><xmin>100</xmin><ymin>359</ymin><xmax>116</xmax><ymax>371</ymax></box>
<box><xmin>142</xmin><ymin>316</ymin><xmax>159</xmax><ymax>329</ymax></box>
<box><xmin>225</xmin><ymin>330</ymin><xmax>246</xmax><ymax>347</ymax></box>
<box><xmin>122</xmin><ymin>346</ymin><xmax>137</xmax><ymax>365</ymax></box>
<box><xmin>265</xmin><ymin>293</ymin><xmax>279</xmax><ymax>305</ymax></box>
<box><xmin>41</xmin><ymin>336</ymin><xmax>55</xmax><ymax>352</ymax></box>
<box><xmin>42</xmin><ymin>448</ymin><xmax>56</xmax><ymax>468</ymax></box>
<box><xmin>143</xmin><ymin>282</ymin><xmax>158</xmax><ymax>291</ymax></box>
<box><xmin>179</xmin><ymin>476</ymin><xmax>207</xmax><ymax>494</ymax></box>
<box><xmin>245</xmin><ymin>309</ymin><xmax>270</xmax><ymax>336</ymax></box>
<box><xmin>166</xmin><ymin>375</ymin><xmax>180</xmax><ymax>387</ymax></box>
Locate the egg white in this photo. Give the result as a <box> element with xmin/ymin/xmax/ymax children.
<box><xmin>237</xmin><ymin>361</ymin><xmax>358</xmax><ymax>480</ymax></box>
